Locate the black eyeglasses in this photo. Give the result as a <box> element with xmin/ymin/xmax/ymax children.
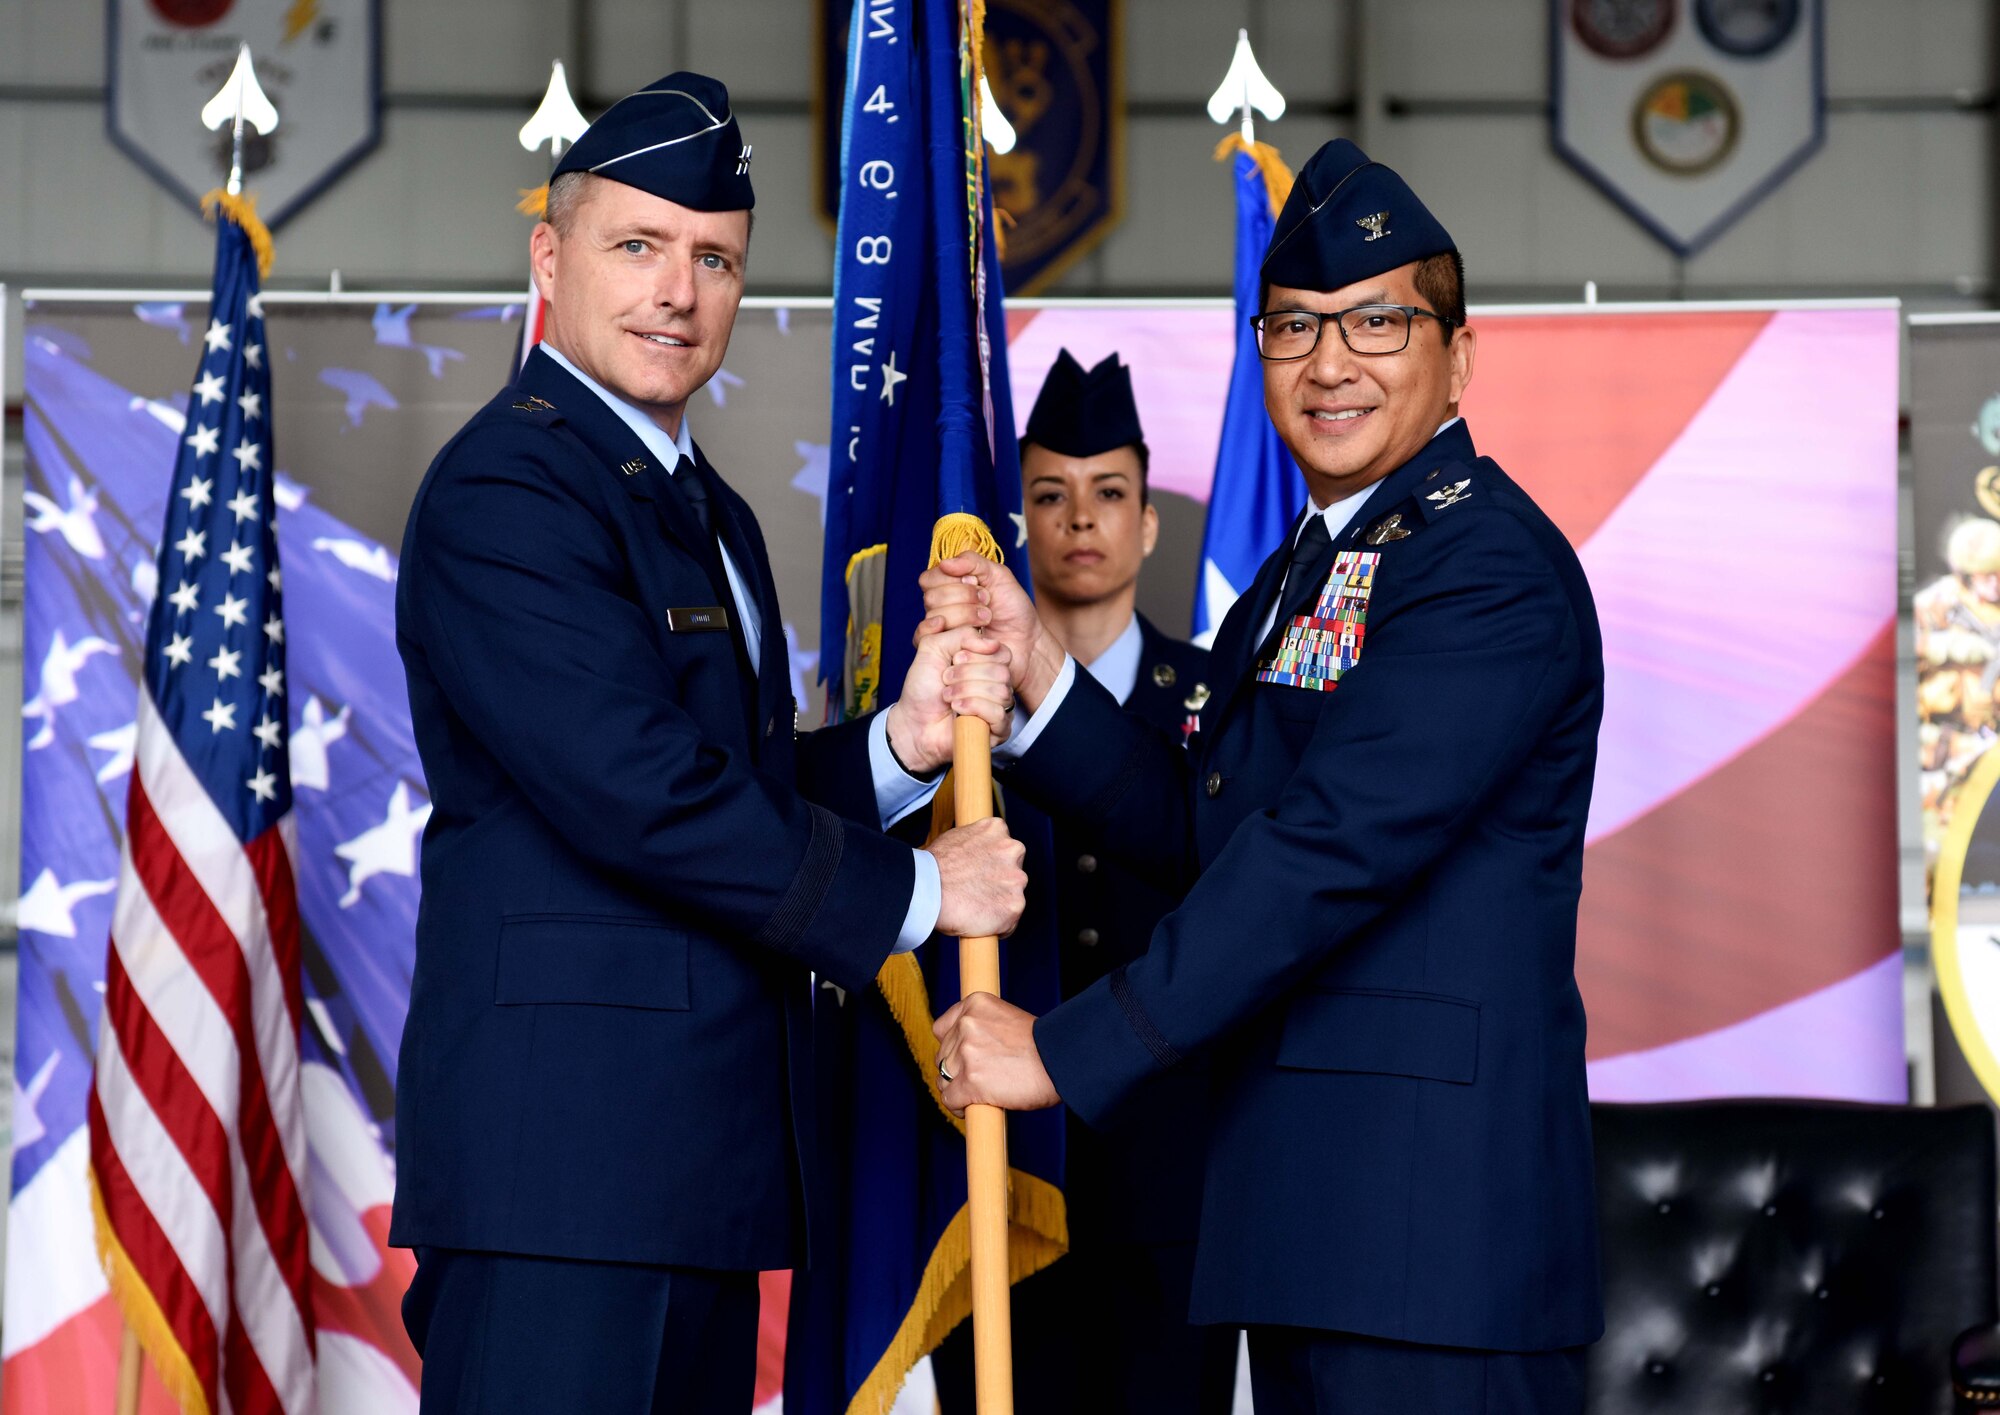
<box><xmin>1251</xmin><ymin>304</ymin><xmax>1454</xmax><ymax>360</ymax></box>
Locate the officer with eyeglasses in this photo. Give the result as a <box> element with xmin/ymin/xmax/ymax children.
<box><xmin>917</xmin><ymin>137</ymin><xmax>1607</xmax><ymax>1413</ymax></box>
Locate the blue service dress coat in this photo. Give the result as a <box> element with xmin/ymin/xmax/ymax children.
<box><xmin>1006</xmin><ymin>420</ymin><xmax>1606</xmax><ymax>1353</ymax></box>
<box><xmin>1052</xmin><ymin>614</ymin><xmax>1212</xmax><ymax>1249</ymax></box>
<box><xmin>390</xmin><ymin>348</ymin><xmax>913</xmax><ymax>1274</ymax></box>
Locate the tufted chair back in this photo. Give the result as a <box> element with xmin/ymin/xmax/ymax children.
<box><xmin>1589</xmin><ymin>1100</ymin><xmax>1997</xmax><ymax>1414</ymax></box>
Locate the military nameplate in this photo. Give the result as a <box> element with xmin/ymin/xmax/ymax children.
<box><xmin>666</xmin><ymin>606</ymin><xmax>731</xmax><ymax>632</ymax></box>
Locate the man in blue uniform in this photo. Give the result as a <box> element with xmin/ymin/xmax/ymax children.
<box><xmin>922</xmin><ymin>139</ymin><xmax>1605</xmax><ymax>1412</ymax></box>
<box><xmin>391</xmin><ymin>73</ymin><xmax>1027</xmax><ymax>1413</ymax></box>
<box><xmin>933</xmin><ymin>351</ymin><xmax>1228</xmax><ymax>1413</ymax></box>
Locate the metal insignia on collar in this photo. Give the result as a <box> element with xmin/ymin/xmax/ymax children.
<box><xmin>1366</xmin><ymin>513</ymin><xmax>1411</xmax><ymax>546</ymax></box>
<box><xmin>1183</xmin><ymin>682</ymin><xmax>1211</xmax><ymax>711</ymax></box>
<box><xmin>1356</xmin><ymin>211</ymin><xmax>1391</xmax><ymax>242</ymax></box>
<box><xmin>1425</xmin><ymin>478</ymin><xmax>1472</xmax><ymax>510</ymax></box>
<box><xmin>1152</xmin><ymin>662</ymin><xmax>1177</xmax><ymax>688</ymax></box>
<box><xmin>619</xmin><ymin>458</ymin><xmax>648</xmax><ymax>477</ymax></box>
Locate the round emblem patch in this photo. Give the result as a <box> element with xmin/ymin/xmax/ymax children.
<box><xmin>148</xmin><ymin>0</ymin><xmax>235</xmax><ymax>26</ymax></box>
<box><xmin>1633</xmin><ymin>71</ymin><xmax>1740</xmax><ymax>176</ymax></box>
<box><xmin>1694</xmin><ymin>0</ymin><xmax>1802</xmax><ymax>57</ymax></box>
<box><xmin>1572</xmin><ymin>0</ymin><xmax>1677</xmax><ymax>60</ymax></box>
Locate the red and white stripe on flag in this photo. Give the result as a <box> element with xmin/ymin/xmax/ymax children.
<box><xmin>89</xmin><ymin>198</ymin><xmax>316</xmax><ymax>1415</ymax></box>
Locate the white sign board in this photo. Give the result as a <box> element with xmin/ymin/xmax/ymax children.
<box><xmin>109</xmin><ymin>0</ymin><xmax>379</xmax><ymax>228</ymax></box>
<box><xmin>1552</xmin><ymin>0</ymin><xmax>1823</xmax><ymax>256</ymax></box>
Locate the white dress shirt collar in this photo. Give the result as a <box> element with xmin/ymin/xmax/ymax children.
<box><xmin>1288</xmin><ymin>414</ymin><xmax>1464</xmax><ymax>550</ymax></box>
<box><xmin>1078</xmin><ymin>611</ymin><xmax>1144</xmax><ymax>706</ymax></box>
<box><xmin>540</xmin><ymin>343</ymin><xmax>694</xmax><ymax>473</ymax></box>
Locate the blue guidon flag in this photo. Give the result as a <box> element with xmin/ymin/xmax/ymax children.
<box><xmin>87</xmin><ymin>195</ymin><xmax>318</xmax><ymax>1415</ymax></box>
<box><xmin>1193</xmin><ymin>136</ymin><xmax>1299</xmax><ymax>645</ymax></box>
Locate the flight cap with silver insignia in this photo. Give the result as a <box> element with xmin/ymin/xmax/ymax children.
<box><xmin>552</xmin><ymin>71</ymin><xmax>754</xmax><ymax>212</ymax></box>
<box><xmin>1260</xmin><ymin>139</ymin><xmax>1455</xmax><ymax>302</ymax></box>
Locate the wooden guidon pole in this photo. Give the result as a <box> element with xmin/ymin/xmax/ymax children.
<box><xmin>952</xmin><ymin>711</ymin><xmax>1014</xmax><ymax>1413</ymax></box>
<box><xmin>115</xmin><ymin>1325</ymin><xmax>142</xmax><ymax>1415</ymax></box>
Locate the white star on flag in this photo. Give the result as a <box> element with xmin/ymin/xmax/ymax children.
<box><xmin>208</xmin><ymin>646</ymin><xmax>242</xmax><ymax>681</ymax></box>
<box><xmin>168</xmin><ymin>581</ymin><xmax>200</xmax><ymax>615</ymax></box>
<box><xmin>232</xmin><ymin>438</ymin><xmax>262</xmax><ymax>473</ymax></box>
<box><xmin>229</xmin><ymin>490</ymin><xmax>259</xmax><ymax>522</ymax></box>
<box><xmin>186</xmin><ymin>425</ymin><xmax>220</xmax><ymax>458</ymax></box>
<box><xmin>247</xmin><ymin>292</ymin><xmax>265</xmax><ymax>319</ymax></box>
<box><xmin>880</xmin><ymin>351</ymin><xmax>907</xmax><ymax>405</ymax></box>
<box><xmin>254</xmin><ymin>714</ymin><xmax>284</xmax><ymax>752</ymax></box>
<box><xmin>245</xmin><ymin>343</ymin><xmax>263</xmax><ymax>369</ymax></box>
<box><xmin>202</xmin><ymin>697</ymin><xmax>237</xmax><ymax>733</ymax></box>
<box><xmin>1009</xmin><ymin>511</ymin><xmax>1028</xmax><ymax>547</ymax></box>
<box><xmin>222</xmin><ymin>541</ymin><xmax>256</xmax><ymax>576</ymax></box>
<box><xmin>203</xmin><ymin>318</ymin><xmax>232</xmax><ymax>353</ymax></box>
<box><xmin>267</xmin><ymin>564</ymin><xmax>283</xmax><ymax>591</ymax></box>
<box><xmin>259</xmin><ymin>665</ymin><xmax>284</xmax><ymax>697</ymax></box>
<box><xmin>246</xmin><ymin>767</ymin><xmax>278</xmax><ymax>802</ymax></box>
<box><xmin>263</xmin><ymin>614</ymin><xmax>284</xmax><ymax>644</ymax></box>
<box><xmin>181</xmin><ymin>476</ymin><xmax>214</xmax><ymax>509</ymax></box>
<box><xmin>238</xmin><ymin>390</ymin><xmax>262</xmax><ymax>420</ymax></box>
<box><xmin>175</xmin><ymin>528</ymin><xmax>207</xmax><ymax>561</ymax></box>
<box><xmin>335</xmin><ymin>782</ymin><xmax>434</xmax><ymax>907</ymax></box>
<box><xmin>164</xmin><ymin>633</ymin><xmax>195</xmax><ymax>667</ymax></box>
<box><xmin>215</xmin><ymin>593</ymin><xmax>249</xmax><ymax>628</ymax></box>
<box><xmin>194</xmin><ymin>371</ymin><xmax>227</xmax><ymax>406</ymax></box>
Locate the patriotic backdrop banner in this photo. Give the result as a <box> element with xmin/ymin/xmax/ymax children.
<box><xmin>1910</xmin><ymin>314</ymin><xmax>2000</xmax><ymax>1111</ymax></box>
<box><xmin>10</xmin><ymin>296</ymin><xmax>1901</xmax><ymax>1413</ymax></box>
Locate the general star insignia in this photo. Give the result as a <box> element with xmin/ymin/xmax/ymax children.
<box><xmin>1426</xmin><ymin>478</ymin><xmax>1472</xmax><ymax>510</ymax></box>
<box><xmin>1366</xmin><ymin>514</ymin><xmax>1411</xmax><ymax>545</ymax></box>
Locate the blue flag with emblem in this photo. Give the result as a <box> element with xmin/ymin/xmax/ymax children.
<box><xmin>1193</xmin><ymin>137</ymin><xmax>1298</xmax><ymax>645</ymax></box>
<box><xmin>792</xmin><ymin>0</ymin><xmax>1067</xmax><ymax>1410</ymax></box>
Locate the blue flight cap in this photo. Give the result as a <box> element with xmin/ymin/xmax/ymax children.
<box><xmin>1260</xmin><ymin>139</ymin><xmax>1452</xmax><ymax>300</ymax></box>
<box><xmin>1024</xmin><ymin>350</ymin><xmax>1145</xmax><ymax>459</ymax></box>
<box><xmin>553</xmin><ymin>72</ymin><xmax>755</xmax><ymax>211</ymax></box>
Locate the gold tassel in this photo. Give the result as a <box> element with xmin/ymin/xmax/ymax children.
<box><xmin>1213</xmin><ymin>132</ymin><xmax>1296</xmax><ymax>218</ymax></box>
<box><xmin>928</xmin><ymin>511</ymin><xmax>1004</xmax><ymax>570</ymax></box>
<box><xmin>517</xmin><ymin>183</ymin><xmax>550</xmax><ymax>218</ymax></box>
<box><xmin>90</xmin><ymin>1168</ymin><xmax>214</xmax><ymax>1415</ymax></box>
<box><xmin>198</xmin><ymin>189</ymin><xmax>274</xmax><ymax>279</ymax></box>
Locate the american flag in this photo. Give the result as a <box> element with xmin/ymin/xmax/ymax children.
<box><xmin>88</xmin><ymin>202</ymin><xmax>316</xmax><ymax>1415</ymax></box>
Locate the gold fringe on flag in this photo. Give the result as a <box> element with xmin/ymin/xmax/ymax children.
<box><xmin>845</xmin><ymin>1168</ymin><xmax>1068</xmax><ymax>1415</ymax></box>
<box><xmin>517</xmin><ymin>183</ymin><xmax>550</xmax><ymax>218</ymax></box>
<box><xmin>199</xmin><ymin>190</ymin><xmax>274</xmax><ymax>279</ymax></box>
<box><xmin>90</xmin><ymin>1168</ymin><xmax>213</xmax><ymax>1415</ymax></box>
<box><xmin>1213</xmin><ymin>132</ymin><xmax>1295</xmax><ymax>218</ymax></box>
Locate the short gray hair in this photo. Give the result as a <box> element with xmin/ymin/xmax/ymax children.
<box><xmin>543</xmin><ymin>171</ymin><xmax>596</xmax><ymax>234</ymax></box>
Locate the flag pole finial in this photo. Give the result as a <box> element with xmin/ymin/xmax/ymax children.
<box><xmin>520</xmin><ymin>60</ymin><xmax>590</xmax><ymax>165</ymax></box>
<box><xmin>1206</xmin><ymin>29</ymin><xmax>1285</xmax><ymax>147</ymax></box>
<box><xmin>202</xmin><ymin>44</ymin><xmax>279</xmax><ymax>197</ymax></box>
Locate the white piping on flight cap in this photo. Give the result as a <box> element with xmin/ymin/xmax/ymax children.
<box><xmin>587</xmin><ymin>89</ymin><xmax>732</xmax><ymax>173</ymax></box>
<box><xmin>1258</xmin><ymin>160</ymin><xmax>1382</xmax><ymax>271</ymax></box>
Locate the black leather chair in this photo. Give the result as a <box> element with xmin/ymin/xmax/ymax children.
<box><xmin>1590</xmin><ymin>1100</ymin><xmax>2000</xmax><ymax>1414</ymax></box>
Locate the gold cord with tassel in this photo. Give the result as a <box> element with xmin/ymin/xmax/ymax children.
<box><xmin>198</xmin><ymin>190</ymin><xmax>274</xmax><ymax>278</ymax></box>
<box><xmin>1213</xmin><ymin>132</ymin><xmax>1295</xmax><ymax>218</ymax></box>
